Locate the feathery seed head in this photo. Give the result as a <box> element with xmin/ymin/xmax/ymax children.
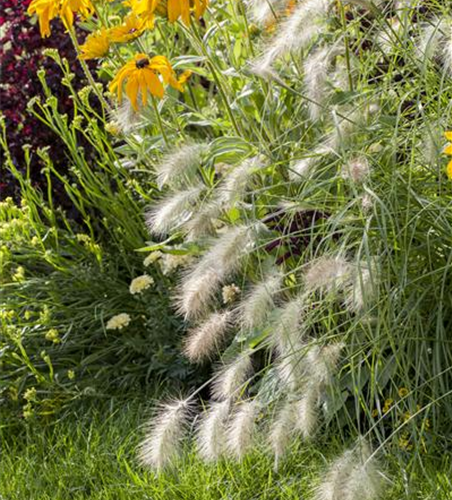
<box><xmin>295</xmin><ymin>386</ymin><xmax>319</xmax><ymax>440</ymax></box>
<box><xmin>269</xmin><ymin>399</ymin><xmax>298</xmax><ymax>469</ymax></box>
<box><xmin>239</xmin><ymin>270</ymin><xmax>283</xmax><ymax>330</ymax></box>
<box><xmin>217</xmin><ymin>155</ymin><xmax>267</xmax><ymax>209</ymax></box>
<box><xmin>197</xmin><ymin>400</ymin><xmax>231</xmax><ymax>461</ymax></box>
<box><xmin>341</xmin><ymin>157</ymin><xmax>370</xmax><ymax>183</ymax></box>
<box><xmin>184</xmin><ymin>311</ymin><xmax>234</xmax><ymax>363</ymax></box>
<box><xmin>177</xmin><ymin>225</ymin><xmax>258</xmax><ymax>319</ymax></box>
<box><xmin>138</xmin><ymin>399</ymin><xmax>192</xmax><ymax>471</ymax></box>
<box><xmin>146</xmin><ymin>184</ymin><xmax>205</xmax><ymax>237</ymax></box>
<box><xmin>155</xmin><ymin>143</ymin><xmax>207</xmax><ymax>189</ymax></box>
<box><xmin>228</xmin><ymin>400</ymin><xmax>259</xmax><ymax>460</ymax></box>
<box><xmin>304</xmin><ymin>256</ymin><xmax>352</xmax><ymax>294</ymax></box>
<box><xmin>212</xmin><ymin>350</ymin><xmax>253</xmax><ymax>400</ymax></box>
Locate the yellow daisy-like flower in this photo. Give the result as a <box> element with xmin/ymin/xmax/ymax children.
<box><xmin>127</xmin><ymin>0</ymin><xmax>208</xmax><ymax>26</ymax></box>
<box><xmin>79</xmin><ymin>30</ymin><xmax>110</xmax><ymax>59</ymax></box>
<box><xmin>27</xmin><ymin>0</ymin><xmax>59</xmax><ymax>37</ymax></box>
<box><xmin>28</xmin><ymin>0</ymin><xmax>94</xmax><ymax>37</ymax></box>
<box><xmin>443</xmin><ymin>131</ymin><xmax>452</xmax><ymax>179</ymax></box>
<box><xmin>106</xmin><ymin>13</ymin><xmax>146</xmax><ymax>43</ymax></box>
<box><xmin>109</xmin><ymin>53</ymin><xmax>191</xmax><ymax>110</ymax></box>
<box><xmin>126</xmin><ymin>0</ymin><xmax>159</xmax><ymax>28</ymax></box>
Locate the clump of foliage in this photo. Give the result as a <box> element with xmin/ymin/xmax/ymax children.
<box><xmin>0</xmin><ymin>0</ymin><xmax>95</xmax><ymax>205</ymax></box>
<box><xmin>4</xmin><ymin>0</ymin><xmax>452</xmax><ymax>496</ymax></box>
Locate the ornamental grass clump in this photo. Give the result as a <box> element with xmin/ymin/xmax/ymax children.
<box><xmin>12</xmin><ymin>0</ymin><xmax>452</xmax><ymax>494</ymax></box>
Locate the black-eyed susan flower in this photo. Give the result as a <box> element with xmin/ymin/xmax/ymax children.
<box><xmin>79</xmin><ymin>29</ymin><xmax>110</xmax><ymax>59</ymax></box>
<box><xmin>443</xmin><ymin>131</ymin><xmax>452</xmax><ymax>179</ymax></box>
<box><xmin>128</xmin><ymin>0</ymin><xmax>208</xmax><ymax>26</ymax></box>
<box><xmin>109</xmin><ymin>53</ymin><xmax>190</xmax><ymax>110</ymax></box>
<box><xmin>28</xmin><ymin>0</ymin><xmax>94</xmax><ymax>37</ymax></box>
<box><xmin>106</xmin><ymin>13</ymin><xmax>146</xmax><ymax>43</ymax></box>
<box><xmin>27</xmin><ymin>0</ymin><xmax>59</xmax><ymax>37</ymax></box>
<box><xmin>126</xmin><ymin>0</ymin><xmax>159</xmax><ymax>28</ymax></box>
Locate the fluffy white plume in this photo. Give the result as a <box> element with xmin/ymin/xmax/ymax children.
<box><xmin>305</xmin><ymin>343</ymin><xmax>344</xmax><ymax>388</ymax></box>
<box><xmin>276</xmin><ymin>340</ymin><xmax>310</xmax><ymax>392</ymax></box>
<box><xmin>138</xmin><ymin>399</ymin><xmax>191</xmax><ymax>471</ymax></box>
<box><xmin>184</xmin><ymin>311</ymin><xmax>233</xmax><ymax>363</ymax></box>
<box><xmin>252</xmin><ymin>0</ymin><xmax>331</xmax><ymax>77</ymax></box>
<box><xmin>304</xmin><ymin>44</ymin><xmax>342</xmax><ymax>122</ymax></box>
<box><xmin>315</xmin><ymin>438</ymin><xmax>384</xmax><ymax>500</ymax></box>
<box><xmin>185</xmin><ymin>201</ymin><xmax>221</xmax><ymax>242</ymax></box>
<box><xmin>269</xmin><ymin>399</ymin><xmax>298</xmax><ymax>469</ymax></box>
<box><xmin>228</xmin><ymin>400</ymin><xmax>259</xmax><ymax>460</ymax></box>
<box><xmin>155</xmin><ymin>143</ymin><xmax>207</xmax><ymax>189</ymax></box>
<box><xmin>239</xmin><ymin>270</ymin><xmax>282</xmax><ymax>330</ymax></box>
<box><xmin>304</xmin><ymin>255</ymin><xmax>352</xmax><ymax>294</ymax></box>
<box><xmin>246</xmin><ymin>0</ymin><xmax>288</xmax><ymax>27</ymax></box>
<box><xmin>146</xmin><ymin>185</ymin><xmax>205</xmax><ymax>237</ymax></box>
<box><xmin>344</xmin><ymin>260</ymin><xmax>378</xmax><ymax>313</ymax></box>
<box><xmin>289</xmin><ymin>136</ymin><xmax>335</xmax><ymax>181</ymax></box>
<box><xmin>197</xmin><ymin>400</ymin><xmax>231</xmax><ymax>461</ymax></box>
<box><xmin>109</xmin><ymin>97</ymin><xmax>141</xmax><ymax>133</ymax></box>
<box><xmin>178</xmin><ymin>225</ymin><xmax>259</xmax><ymax>319</ymax></box>
<box><xmin>341</xmin><ymin>156</ymin><xmax>370</xmax><ymax>183</ymax></box>
<box><xmin>295</xmin><ymin>386</ymin><xmax>319</xmax><ymax>440</ymax></box>
<box><xmin>314</xmin><ymin>448</ymin><xmax>356</xmax><ymax>500</ymax></box>
<box><xmin>212</xmin><ymin>350</ymin><xmax>253</xmax><ymax>400</ymax></box>
<box><xmin>217</xmin><ymin>156</ymin><xmax>266</xmax><ymax>209</ymax></box>
<box><xmin>272</xmin><ymin>295</ymin><xmax>307</xmax><ymax>354</ymax></box>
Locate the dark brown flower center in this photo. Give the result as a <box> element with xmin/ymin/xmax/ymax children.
<box><xmin>136</xmin><ymin>57</ymin><xmax>150</xmax><ymax>69</ymax></box>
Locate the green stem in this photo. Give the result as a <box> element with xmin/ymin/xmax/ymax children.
<box><xmin>151</xmin><ymin>95</ymin><xmax>169</xmax><ymax>146</ymax></box>
<box><xmin>67</xmin><ymin>27</ymin><xmax>112</xmax><ymax>112</ymax></box>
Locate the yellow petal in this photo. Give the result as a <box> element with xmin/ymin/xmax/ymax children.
<box><xmin>445</xmin><ymin>131</ymin><xmax>452</xmax><ymax>141</ymax></box>
<box><xmin>444</xmin><ymin>144</ymin><xmax>452</xmax><ymax>155</ymax></box>
<box><xmin>126</xmin><ymin>74</ymin><xmax>140</xmax><ymax>110</ymax></box>
<box><xmin>144</xmin><ymin>69</ymin><xmax>164</xmax><ymax>99</ymax></box>
<box><xmin>167</xmin><ymin>0</ymin><xmax>181</xmax><ymax>23</ymax></box>
<box><xmin>447</xmin><ymin>159</ymin><xmax>452</xmax><ymax>180</ymax></box>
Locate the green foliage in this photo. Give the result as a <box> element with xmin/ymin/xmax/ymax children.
<box><xmin>0</xmin><ymin>398</ymin><xmax>450</xmax><ymax>499</ymax></box>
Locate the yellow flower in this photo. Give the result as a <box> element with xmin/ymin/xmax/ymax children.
<box><xmin>79</xmin><ymin>30</ymin><xmax>110</xmax><ymax>59</ymax></box>
<box><xmin>143</xmin><ymin>251</ymin><xmax>162</xmax><ymax>267</ymax></box>
<box><xmin>126</xmin><ymin>0</ymin><xmax>159</xmax><ymax>28</ymax></box>
<box><xmin>67</xmin><ymin>369</ymin><xmax>76</xmax><ymax>380</ymax></box>
<box><xmin>28</xmin><ymin>0</ymin><xmax>94</xmax><ymax>37</ymax></box>
<box><xmin>371</xmin><ymin>408</ymin><xmax>379</xmax><ymax>418</ymax></box>
<box><xmin>398</xmin><ymin>387</ymin><xmax>409</xmax><ymax>398</ymax></box>
<box><xmin>129</xmin><ymin>274</ymin><xmax>154</xmax><ymax>294</ymax></box>
<box><xmin>27</xmin><ymin>0</ymin><xmax>59</xmax><ymax>37</ymax></box>
<box><xmin>109</xmin><ymin>53</ymin><xmax>189</xmax><ymax>110</ymax></box>
<box><xmin>106</xmin><ymin>14</ymin><xmax>146</xmax><ymax>43</ymax></box>
<box><xmin>45</xmin><ymin>328</ymin><xmax>61</xmax><ymax>343</ymax></box>
<box><xmin>443</xmin><ymin>131</ymin><xmax>452</xmax><ymax>179</ymax></box>
<box><xmin>106</xmin><ymin>313</ymin><xmax>131</xmax><ymax>330</ymax></box>
<box><xmin>24</xmin><ymin>387</ymin><xmax>37</xmax><ymax>402</ymax></box>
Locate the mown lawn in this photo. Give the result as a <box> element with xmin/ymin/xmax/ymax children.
<box><xmin>1</xmin><ymin>398</ymin><xmax>450</xmax><ymax>500</ymax></box>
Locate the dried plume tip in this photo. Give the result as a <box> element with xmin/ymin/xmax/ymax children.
<box><xmin>197</xmin><ymin>399</ymin><xmax>231</xmax><ymax>462</ymax></box>
<box><xmin>155</xmin><ymin>143</ymin><xmax>208</xmax><ymax>189</ymax></box>
<box><xmin>138</xmin><ymin>398</ymin><xmax>192</xmax><ymax>471</ymax></box>
<box><xmin>184</xmin><ymin>311</ymin><xmax>234</xmax><ymax>363</ymax></box>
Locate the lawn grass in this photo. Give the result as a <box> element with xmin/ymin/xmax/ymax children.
<box><xmin>1</xmin><ymin>398</ymin><xmax>451</xmax><ymax>500</ymax></box>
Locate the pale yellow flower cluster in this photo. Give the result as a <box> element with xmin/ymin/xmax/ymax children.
<box><xmin>130</xmin><ymin>274</ymin><xmax>154</xmax><ymax>295</ymax></box>
<box><xmin>106</xmin><ymin>313</ymin><xmax>131</xmax><ymax>330</ymax></box>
